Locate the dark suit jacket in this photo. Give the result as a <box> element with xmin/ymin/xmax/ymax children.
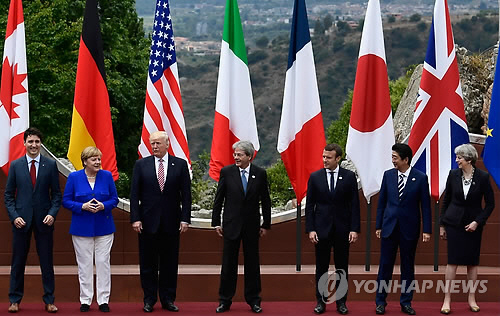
<box><xmin>4</xmin><ymin>155</ymin><xmax>62</xmax><ymax>232</ymax></box>
<box><xmin>440</xmin><ymin>168</ymin><xmax>494</xmax><ymax>228</ymax></box>
<box><xmin>376</xmin><ymin>168</ymin><xmax>432</xmax><ymax>240</ymax></box>
<box><xmin>130</xmin><ymin>155</ymin><xmax>191</xmax><ymax>234</ymax></box>
<box><xmin>305</xmin><ymin>167</ymin><xmax>361</xmax><ymax>239</ymax></box>
<box><xmin>211</xmin><ymin>164</ymin><xmax>271</xmax><ymax>241</ymax></box>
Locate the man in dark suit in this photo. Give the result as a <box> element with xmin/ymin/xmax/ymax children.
<box><xmin>4</xmin><ymin>127</ymin><xmax>61</xmax><ymax>313</ymax></box>
<box><xmin>375</xmin><ymin>143</ymin><xmax>432</xmax><ymax>315</ymax></box>
<box><xmin>211</xmin><ymin>140</ymin><xmax>271</xmax><ymax>314</ymax></box>
<box><xmin>130</xmin><ymin>131</ymin><xmax>191</xmax><ymax>313</ymax></box>
<box><xmin>305</xmin><ymin>143</ymin><xmax>360</xmax><ymax>315</ymax></box>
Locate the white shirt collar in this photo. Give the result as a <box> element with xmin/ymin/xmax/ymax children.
<box><xmin>239</xmin><ymin>164</ymin><xmax>251</xmax><ymax>174</ymax></box>
<box><xmin>155</xmin><ymin>154</ymin><xmax>168</xmax><ymax>163</ymax></box>
<box><xmin>326</xmin><ymin>165</ymin><xmax>340</xmax><ymax>173</ymax></box>
<box><xmin>398</xmin><ymin>166</ymin><xmax>411</xmax><ymax>178</ymax></box>
<box><xmin>26</xmin><ymin>154</ymin><xmax>40</xmax><ymax>163</ymax></box>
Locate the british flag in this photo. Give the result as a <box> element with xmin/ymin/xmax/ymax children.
<box><xmin>408</xmin><ymin>0</ymin><xmax>468</xmax><ymax>201</ymax></box>
<box><xmin>138</xmin><ymin>0</ymin><xmax>190</xmax><ymax>166</ymax></box>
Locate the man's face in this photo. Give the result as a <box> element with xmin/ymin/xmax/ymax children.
<box><xmin>323</xmin><ymin>150</ymin><xmax>340</xmax><ymax>170</ymax></box>
<box><xmin>24</xmin><ymin>134</ymin><xmax>41</xmax><ymax>158</ymax></box>
<box><xmin>392</xmin><ymin>151</ymin><xmax>409</xmax><ymax>172</ymax></box>
<box><xmin>233</xmin><ymin>148</ymin><xmax>251</xmax><ymax>169</ymax></box>
<box><xmin>150</xmin><ymin>135</ymin><xmax>169</xmax><ymax>158</ymax></box>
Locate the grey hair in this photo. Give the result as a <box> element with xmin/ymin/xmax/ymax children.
<box><xmin>232</xmin><ymin>140</ymin><xmax>255</xmax><ymax>158</ymax></box>
<box><xmin>455</xmin><ymin>143</ymin><xmax>478</xmax><ymax>164</ymax></box>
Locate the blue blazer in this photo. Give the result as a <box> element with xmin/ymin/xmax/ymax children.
<box><xmin>63</xmin><ymin>169</ymin><xmax>118</xmax><ymax>237</ymax></box>
<box><xmin>4</xmin><ymin>155</ymin><xmax>61</xmax><ymax>233</ymax></box>
<box><xmin>376</xmin><ymin>168</ymin><xmax>432</xmax><ymax>240</ymax></box>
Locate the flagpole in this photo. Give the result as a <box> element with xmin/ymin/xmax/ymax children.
<box><xmin>365</xmin><ymin>201</ymin><xmax>371</xmax><ymax>271</ymax></box>
<box><xmin>433</xmin><ymin>201</ymin><xmax>440</xmax><ymax>272</ymax></box>
<box><xmin>296</xmin><ymin>198</ymin><xmax>302</xmax><ymax>272</ymax></box>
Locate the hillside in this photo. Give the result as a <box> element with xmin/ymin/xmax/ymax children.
<box><xmin>177</xmin><ymin>13</ymin><xmax>499</xmax><ymax>167</ymax></box>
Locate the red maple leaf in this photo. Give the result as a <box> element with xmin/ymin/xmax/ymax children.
<box><xmin>0</xmin><ymin>57</ymin><xmax>27</xmax><ymax>120</ymax></box>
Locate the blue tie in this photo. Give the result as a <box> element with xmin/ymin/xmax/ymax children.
<box><xmin>330</xmin><ymin>171</ymin><xmax>335</xmax><ymax>192</ymax></box>
<box><xmin>241</xmin><ymin>170</ymin><xmax>248</xmax><ymax>193</ymax></box>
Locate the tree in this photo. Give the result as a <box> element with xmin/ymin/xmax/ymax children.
<box><xmin>255</xmin><ymin>36</ymin><xmax>269</xmax><ymax>49</ymax></box>
<box><xmin>314</xmin><ymin>18</ymin><xmax>325</xmax><ymax>36</ymax></box>
<box><xmin>409</xmin><ymin>14</ymin><xmax>421</xmax><ymax>22</ymax></box>
<box><xmin>323</xmin><ymin>14</ymin><xmax>333</xmax><ymax>30</ymax></box>
<box><xmin>387</xmin><ymin>15</ymin><xmax>396</xmax><ymax>23</ymax></box>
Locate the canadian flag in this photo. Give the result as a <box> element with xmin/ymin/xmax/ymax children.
<box><xmin>346</xmin><ymin>0</ymin><xmax>394</xmax><ymax>202</ymax></box>
<box><xmin>0</xmin><ymin>0</ymin><xmax>29</xmax><ymax>176</ymax></box>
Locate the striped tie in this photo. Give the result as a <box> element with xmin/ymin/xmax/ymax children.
<box><xmin>398</xmin><ymin>174</ymin><xmax>405</xmax><ymax>198</ymax></box>
<box><xmin>158</xmin><ymin>159</ymin><xmax>165</xmax><ymax>192</ymax></box>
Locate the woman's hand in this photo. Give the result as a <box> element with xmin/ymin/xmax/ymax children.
<box><xmin>439</xmin><ymin>226</ymin><xmax>447</xmax><ymax>240</ymax></box>
<box><xmin>82</xmin><ymin>198</ymin><xmax>103</xmax><ymax>213</ymax></box>
<box><xmin>465</xmin><ymin>221</ymin><xmax>478</xmax><ymax>232</ymax></box>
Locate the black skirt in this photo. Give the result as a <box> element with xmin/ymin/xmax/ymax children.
<box><xmin>445</xmin><ymin>225</ymin><xmax>482</xmax><ymax>265</ymax></box>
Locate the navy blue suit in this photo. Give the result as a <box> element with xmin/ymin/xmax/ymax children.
<box><xmin>375</xmin><ymin>167</ymin><xmax>431</xmax><ymax>306</ymax></box>
<box><xmin>305</xmin><ymin>167</ymin><xmax>360</xmax><ymax>304</ymax></box>
<box><xmin>4</xmin><ymin>155</ymin><xmax>61</xmax><ymax>304</ymax></box>
<box><xmin>130</xmin><ymin>155</ymin><xmax>191</xmax><ymax>306</ymax></box>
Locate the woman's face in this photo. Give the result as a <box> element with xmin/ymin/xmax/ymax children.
<box><xmin>84</xmin><ymin>155</ymin><xmax>101</xmax><ymax>172</ymax></box>
<box><xmin>455</xmin><ymin>155</ymin><xmax>470</xmax><ymax>169</ymax></box>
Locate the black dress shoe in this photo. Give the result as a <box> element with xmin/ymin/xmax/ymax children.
<box><xmin>143</xmin><ymin>303</ymin><xmax>153</xmax><ymax>313</ymax></box>
<box><xmin>99</xmin><ymin>303</ymin><xmax>110</xmax><ymax>312</ymax></box>
<box><xmin>163</xmin><ymin>301</ymin><xmax>179</xmax><ymax>312</ymax></box>
<box><xmin>80</xmin><ymin>304</ymin><xmax>90</xmax><ymax>312</ymax></box>
<box><xmin>401</xmin><ymin>305</ymin><xmax>416</xmax><ymax>315</ymax></box>
<box><xmin>314</xmin><ymin>302</ymin><xmax>326</xmax><ymax>314</ymax></box>
<box><xmin>216</xmin><ymin>304</ymin><xmax>230</xmax><ymax>313</ymax></box>
<box><xmin>375</xmin><ymin>305</ymin><xmax>385</xmax><ymax>315</ymax></box>
<box><xmin>250</xmin><ymin>304</ymin><xmax>262</xmax><ymax>313</ymax></box>
<box><xmin>337</xmin><ymin>302</ymin><xmax>348</xmax><ymax>315</ymax></box>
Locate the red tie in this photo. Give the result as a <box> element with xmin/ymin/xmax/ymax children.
<box><xmin>30</xmin><ymin>160</ymin><xmax>36</xmax><ymax>188</ymax></box>
<box><xmin>158</xmin><ymin>159</ymin><xmax>165</xmax><ymax>192</ymax></box>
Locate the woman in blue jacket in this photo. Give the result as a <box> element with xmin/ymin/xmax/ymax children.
<box><xmin>63</xmin><ymin>146</ymin><xmax>118</xmax><ymax>313</ymax></box>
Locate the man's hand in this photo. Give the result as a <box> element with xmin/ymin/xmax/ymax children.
<box><xmin>422</xmin><ymin>233</ymin><xmax>431</xmax><ymax>243</ymax></box>
<box><xmin>349</xmin><ymin>231</ymin><xmax>358</xmax><ymax>243</ymax></box>
<box><xmin>132</xmin><ymin>221</ymin><xmax>143</xmax><ymax>233</ymax></box>
<box><xmin>259</xmin><ymin>228</ymin><xmax>267</xmax><ymax>237</ymax></box>
<box><xmin>215</xmin><ymin>226</ymin><xmax>223</xmax><ymax>237</ymax></box>
<box><xmin>309</xmin><ymin>231</ymin><xmax>319</xmax><ymax>244</ymax></box>
<box><xmin>13</xmin><ymin>217</ymin><xmax>26</xmax><ymax>229</ymax></box>
<box><xmin>439</xmin><ymin>226</ymin><xmax>447</xmax><ymax>240</ymax></box>
<box><xmin>375</xmin><ymin>229</ymin><xmax>382</xmax><ymax>239</ymax></box>
<box><xmin>43</xmin><ymin>215</ymin><xmax>55</xmax><ymax>226</ymax></box>
<box><xmin>179</xmin><ymin>222</ymin><xmax>189</xmax><ymax>233</ymax></box>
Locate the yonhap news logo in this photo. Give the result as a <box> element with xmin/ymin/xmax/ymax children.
<box><xmin>318</xmin><ymin>269</ymin><xmax>348</xmax><ymax>304</ymax></box>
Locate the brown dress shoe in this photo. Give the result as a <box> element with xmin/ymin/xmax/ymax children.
<box><xmin>8</xmin><ymin>303</ymin><xmax>19</xmax><ymax>313</ymax></box>
<box><xmin>45</xmin><ymin>304</ymin><xmax>58</xmax><ymax>313</ymax></box>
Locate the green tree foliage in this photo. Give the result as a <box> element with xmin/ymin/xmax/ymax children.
<box><xmin>255</xmin><ymin>36</ymin><xmax>269</xmax><ymax>49</ymax></box>
<box><xmin>191</xmin><ymin>151</ymin><xmax>216</xmax><ymax>210</ymax></box>
<box><xmin>0</xmin><ymin>0</ymin><xmax>150</xmax><ymax>196</ymax></box>
<box><xmin>387</xmin><ymin>15</ymin><xmax>396</xmax><ymax>23</ymax></box>
<box><xmin>323</xmin><ymin>14</ymin><xmax>333</xmax><ymax>30</ymax></box>
<box><xmin>266</xmin><ymin>159</ymin><xmax>295</xmax><ymax>208</ymax></box>
<box><xmin>314</xmin><ymin>18</ymin><xmax>325</xmax><ymax>36</ymax></box>
<box><xmin>409</xmin><ymin>14</ymin><xmax>422</xmax><ymax>22</ymax></box>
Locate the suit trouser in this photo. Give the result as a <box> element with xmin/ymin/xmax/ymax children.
<box><xmin>9</xmin><ymin>225</ymin><xmax>55</xmax><ymax>304</ymax></box>
<box><xmin>219</xmin><ymin>231</ymin><xmax>261</xmax><ymax>306</ymax></box>
<box><xmin>72</xmin><ymin>234</ymin><xmax>114</xmax><ymax>305</ymax></box>
<box><xmin>315</xmin><ymin>229</ymin><xmax>350</xmax><ymax>304</ymax></box>
<box><xmin>375</xmin><ymin>227</ymin><xmax>418</xmax><ymax>306</ymax></box>
<box><xmin>139</xmin><ymin>231</ymin><xmax>180</xmax><ymax>306</ymax></box>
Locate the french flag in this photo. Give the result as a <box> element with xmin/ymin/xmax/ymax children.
<box><xmin>346</xmin><ymin>0</ymin><xmax>394</xmax><ymax>202</ymax></box>
<box><xmin>277</xmin><ymin>0</ymin><xmax>326</xmax><ymax>203</ymax></box>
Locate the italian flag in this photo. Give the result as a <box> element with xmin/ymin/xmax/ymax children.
<box><xmin>209</xmin><ymin>0</ymin><xmax>259</xmax><ymax>181</ymax></box>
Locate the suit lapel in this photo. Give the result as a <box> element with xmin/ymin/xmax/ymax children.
<box><xmin>148</xmin><ymin>156</ymin><xmax>162</xmax><ymax>193</ymax></box>
<box><xmin>400</xmin><ymin>168</ymin><xmax>415</xmax><ymax>200</ymax></box>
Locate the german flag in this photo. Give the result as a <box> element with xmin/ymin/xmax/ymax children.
<box><xmin>67</xmin><ymin>0</ymin><xmax>118</xmax><ymax>180</ymax></box>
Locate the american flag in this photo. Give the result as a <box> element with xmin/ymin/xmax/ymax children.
<box><xmin>138</xmin><ymin>0</ymin><xmax>190</xmax><ymax>165</ymax></box>
<box><xmin>408</xmin><ymin>0</ymin><xmax>468</xmax><ymax>200</ymax></box>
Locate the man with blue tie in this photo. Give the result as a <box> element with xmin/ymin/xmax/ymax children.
<box><xmin>375</xmin><ymin>143</ymin><xmax>432</xmax><ymax>315</ymax></box>
<box><xmin>305</xmin><ymin>143</ymin><xmax>360</xmax><ymax>315</ymax></box>
<box><xmin>211</xmin><ymin>141</ymin><xmax>271</xmax><ymax>314</ymax></box>
<box><xmin>4</xmin><ymin>127</ymin><xmax>61</xmax><ymax>313</ymax></box>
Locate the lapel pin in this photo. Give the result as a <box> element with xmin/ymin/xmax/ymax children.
<box><xmin>338</xmin><ymin>176</ymin><xmax>343</xmax><ymax>180</ymax></box>
<box><xmin>472</xmin><ymin>182</ymin><xmax>475</xmax><ymax>185</ymax></box>
<box><xmin>252</xmin><ymin>175</ymin><xmax>256</xmax><ymax>179</ymax></box>
<box><xmin>412</xmin><ymin>178</ymin><xmax>416</xmax><ymax>181</ymax></box>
